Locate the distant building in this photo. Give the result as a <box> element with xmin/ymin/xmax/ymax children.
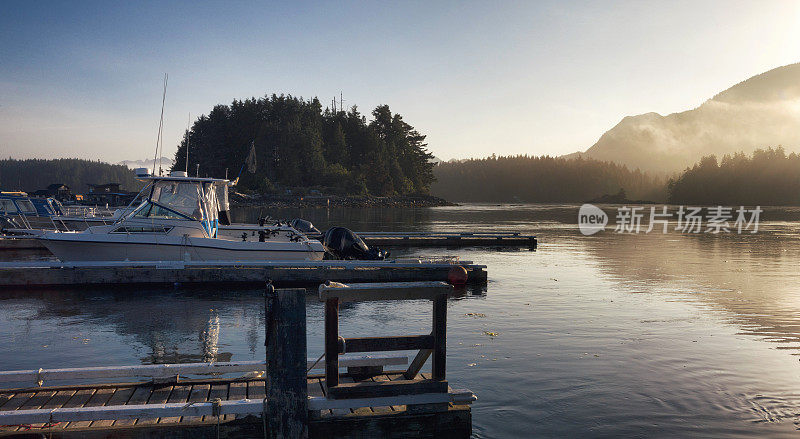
<box><xmin>32</xmin><ymin>183</ymin><xmax>72</xmax><ymax>201</ymax></box>
<box><xmin>83</xmin><ymin>183</ymin><xmax>134</xmax><ymax>206</ymax></box>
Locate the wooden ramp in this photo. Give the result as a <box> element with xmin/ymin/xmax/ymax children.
<box><xmin>0</xmin><ymin>373</ymin><xmax>472</xmax><ymax>438</ymax></box>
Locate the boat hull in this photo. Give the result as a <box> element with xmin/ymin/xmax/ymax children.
<box><xmin>39</xmin><ymin>233</ymin><xmax>325</xmax><ymax>262</ymax></box>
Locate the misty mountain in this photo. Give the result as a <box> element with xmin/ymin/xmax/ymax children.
<box><xmin>118</xmin><ymin>157</ymin><xmax>175</xmax><ymax>171</ymax></box>
<box><xmin>568</xmin><ymin>63</ymin><xmax>800</xmax><ymax>173</ymax></box>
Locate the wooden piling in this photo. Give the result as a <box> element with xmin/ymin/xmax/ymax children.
<box><xmin>265</xmin><ymin>286</ymin><xmax>307</xmax><ymax>438</ymax></box>
<box><xmin>324</xmin><ymin>298</ymin><xmax>340</xmax><ymax>388</ymax></box>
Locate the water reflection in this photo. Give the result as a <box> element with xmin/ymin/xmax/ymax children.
<box><xmin>0</xmin><ymin>287</ymin><xmax>269</xmax><ymax>365</ymax></box>
<box><xmin>566</xmin><ymin>223</ymin><xmax>800</xmax><ymax>351</ymax></box>
<box><xmin>4</xmin><ymin>204</ymin><xmax>800</xmax><ymax>436</ymax></box>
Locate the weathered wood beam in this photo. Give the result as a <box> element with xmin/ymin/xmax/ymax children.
<box><xmin>319</xmin><ymin>281</ymin><xmax>453</xmax><ymax>302</ymax></box>
<box><xmin>432</xmin><ymin>294</ymin><xmax>447</xmax><ymax>381</ymax></box>
<box><xmin>404</xmin><ymin>349</ymin><xmax>433</xmax><ymax>380</ymax></box>
<box><xmin>326</xmin><ymin>379</ymin><xmax>448</xmax><ymax>399</ymax></box>
<box><xmin>341</xmin><ymin>335</ymin><xmax>434</xmax><ymax>353</ymax></box>
<box><xmin>0</xmin><ymin>355</ymin><xmax>409</xmax><ymax>388</ymax></box>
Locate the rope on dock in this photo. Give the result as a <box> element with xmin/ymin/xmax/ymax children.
<box><xmin>306</xmin><ymin>352</ymin><xmax>324</xmax><ymax>375</ymax></box>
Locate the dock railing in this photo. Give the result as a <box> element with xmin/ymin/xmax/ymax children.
<box><xmin>319</xmin><ymin>281</ymin><xmax>452</xmax><ymax>399</ymax></box>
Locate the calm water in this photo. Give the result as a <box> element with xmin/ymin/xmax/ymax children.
<box><xmin>3</xmin><ymin>204</ymin><xmax>800</xmax><ymax>437</ymax></box>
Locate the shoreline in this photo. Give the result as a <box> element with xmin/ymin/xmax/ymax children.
<box><xmin>230</xmin><ymin>194</ymin><xmax>456</xmax><ymax>209</ymax></box>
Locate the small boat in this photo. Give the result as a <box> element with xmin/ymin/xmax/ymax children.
<box><xmin>0</xmin><ymin>192</ymin><xmax>67</xmax><ymax>231</ymax></box>
<box><xmin>38</xmin><ymin>171</ymin><xmax>325</xmax><ymax>262</ymax></box>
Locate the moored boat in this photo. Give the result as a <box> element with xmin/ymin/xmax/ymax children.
<box><xmin>38</xmin><ymin>171</ymin><xmax>325</xmax><ymax>262</ymax></box>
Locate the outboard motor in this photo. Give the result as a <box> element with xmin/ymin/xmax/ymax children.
<box><xmin>322</xmin><ymin>227</ymin><xmax>388</xmax><ymax>260</ymax></box>
<box><xmin>290</xmin><ymin>218</ymin><xmax>321</xmax><ymax>235</ymax></box>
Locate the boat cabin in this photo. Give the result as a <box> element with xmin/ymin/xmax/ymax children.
<box><xmin>128</xmin><ymin>171</ymin><xmax>230</xmax><ymax>238</ymax></box>
<box><xmin>0</xmin><ymin>192</ymin><xmax>63</xmax><ymax>217</ymax></box>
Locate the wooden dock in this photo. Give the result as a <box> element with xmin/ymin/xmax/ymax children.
<box><xmin>0</xmin><ymin>373</ymin><xmax>472</xmax><ymax>438</ymax></box>
<box><xmin>0</xmin><ymin>260</ymin><xmax>487</xmax><ymax>287</ymax></box>
<box><xmin>0</xmin><ymin>284</ymin><xmax>476</xmax><ymax>438</ymax></box>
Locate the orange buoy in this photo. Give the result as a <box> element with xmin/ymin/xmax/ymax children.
<box><xmin>448</xmin><ymin>265</ymin><xmax>468</xmax><ymax>285</ymax></box>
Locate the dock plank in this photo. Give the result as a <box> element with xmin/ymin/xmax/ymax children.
<box><xmin>181</xmin><ymin>384</ymin><xmax>211</xmax><ymax>423</ymax></box>
<box><xmin>136</xmin><ymin>385</ymin><xmax>171</xmax><ymax>426</ymax></box>
<box><xmin>0</xmin><ymin>390</ymin><xmax>37</xmax><ymax>433</ymax></box>
<box><xmin>61</xmin><ymin>388</ymin><xmax>96</xmax><ymax>429</ymax></box>
<box><xmin>229</xmin><ymin>381</ymin><xmax>248</xmax><ymax>420</ymax></box>
<box><xmin>247</xmin><ymin>380</ymin><xmax>266</xmax><ymax>400</ymax></box>
<box><xmin>14</xmin><ymin>390</ymin><xmax>56</xmax><ymax>431</ymax></box>
<box><xmin>0</xmin><ymin>392</ymin><xmax>15</xmax><ymax>410</ymax></box>
<box><xmin>90</xmin><ymin>386</ymin><xmax>135</xmax><ymax>427</ymax></box>
<box><xmin>158</xmin><ymin>385</ymin><xmax>191</xmax><ymax>424</ymax></box>
<box><xmin>40</xmin><ymin>389</ymin><xmax>76</xmax><ymax>410</ymax></box>
<box><xmin>372</xmin><ymin>375</ymin><xmax>403</xmax><ymax>412</ymax></box>
<box><xmin>113</xmin><ymin>386</ymin><xmax>151</xmax><ymax>427</ymax></box>
<box><xmin>67</xmin><ymin>387</ymin><xmax>114</xmax><ymax>428</ymax></box>
<box><xmin>338</xmin><ymin>376</ymin><xmax>372</xmax><ymax>416</ymax></box>
<box><xmin>203</xmin><ymin>383</ymin><xmax>230</xmax><ymax>422</ymax></box>
<box><xmin>307</xmin><ymin>378</ymin><xmax>333</xmax><ymax>417</ymax></box>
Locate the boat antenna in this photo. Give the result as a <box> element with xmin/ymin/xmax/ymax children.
<box><xmin>152</xmin><ymin>73</ymin><xmax>168</xmax><ymax>176</ymax></box>
<box><xmin>185</xmin><ymin>112</ymin><xmax>191</xmax><ymax>174</ymax></box>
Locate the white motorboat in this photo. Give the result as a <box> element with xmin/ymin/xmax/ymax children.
<box><xmin>38</xmin><ymin>171</ymin><xmax>325</xmax><ymax>262</ymax></box>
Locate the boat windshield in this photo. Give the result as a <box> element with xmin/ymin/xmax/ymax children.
<box><xmin>149</xmin><ymin>181</ymin><xmax>204</xmax><ymax>220</ymax></box>
<box><xmin>134</xmin><ymin>202</ymin><xmax>191</xmax><ymax>220</ymax></box>
<box><xmin>0</xmin><ymin>199</ymin><xmax>17</xmax><ymax>213</ymax></box>
<box><xmin>16</xmin><ymin>200</ymin><xmax>37</xmax><ymax>214</ymax></box>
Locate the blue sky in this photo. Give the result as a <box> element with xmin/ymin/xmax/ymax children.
<box><xmin>1</xmin><ymin>0</ymin><xmax>799</xmax><ymax>163</ymax></box>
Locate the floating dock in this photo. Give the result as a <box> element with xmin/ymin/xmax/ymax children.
<box><xmin>0</xmin><ymin>367</ymin><xmax>473</xmax><ymax>438</ymax></box>
<box><xmin>356</xmin><ymin>232</ymin><xmax>537</xmax><ymax>249</ymax></box>
<box><xmin>0</xmin><ymin>259</ymin><xmax>486</xmax><ymax>288</ymax></box>
<box><xmin>0</xmin><ymin>231</ymin><xmax>537</xmax><ymax>252</ymax></box>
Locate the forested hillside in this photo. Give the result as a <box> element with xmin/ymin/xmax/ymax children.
<box><xmin>0</xmin><ymin>158</ymin><xmax>140</xmax><ymax>193</ymax></box>
<box><xmin>431</xmin><ymin>155</ymin><xmax>667</xmax><ymax>203</ymax></box>
<box><xmin>172</xmin><ymin>95</ymin><xmax>435</xmax><ymax>196</ymax></box>
<box><xmin>667</xmin><ymin>148</ymin><xmax>800</xmax><ymax>205</ymax></box>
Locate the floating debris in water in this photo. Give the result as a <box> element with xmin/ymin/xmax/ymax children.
<box><xmin>467</xmin><ymin>363</ymin><xmax>477</xmax><ymax>367</ymax></box>
<box><xmin>465</xmin><ymin>313</ymin><xmax>486</xmax><ymax>318</ymax></box>
<box><xmin>483</xmin><ymin>331</ymin><xmax>499</xmax><ymax>337</ymax></box>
